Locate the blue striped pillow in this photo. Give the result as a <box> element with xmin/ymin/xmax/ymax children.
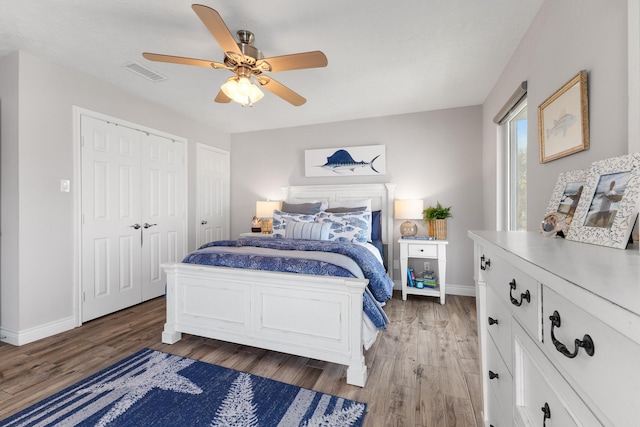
<box><xmin>285</xmin><ymin>221</ymin><xmax>331</xmax><ymax>240</ymax></box>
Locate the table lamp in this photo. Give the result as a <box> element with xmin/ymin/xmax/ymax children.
<box><xmin>394</xmin><ymin>199</ymin><xmax>424</xmax><ymax>236</ymax></box>
<box><xmin>256</xmin><ymin>200</ymin><xmax>281</xmax><ymax>233</ymax></box>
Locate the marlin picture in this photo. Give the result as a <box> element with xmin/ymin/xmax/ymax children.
<box><xmin>304</xmin><ymin>145</ymin><xmax>386</xmax><ymax>177</ymax></box>
<box><xmin>321</xmin><ymin>149</ymin><xmax>381</xmax><ymax>173</ymax></box>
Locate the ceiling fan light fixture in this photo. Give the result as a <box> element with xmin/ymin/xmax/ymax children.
<box><xmin>221</xmin><ymin>76</ymin><xmax>264</xmax><ymax>106</ymax></box>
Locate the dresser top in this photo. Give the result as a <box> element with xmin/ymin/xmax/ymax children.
<box><xmin>469</xmin><ymin>230</ymin><xmax>640</xmax><ymax>317</ymax></box>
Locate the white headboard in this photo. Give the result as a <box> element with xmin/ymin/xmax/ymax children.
<box><xmin>282</xmin><ymin>183</ymin><xmax>396</xmax><ymax>279</ymax></box>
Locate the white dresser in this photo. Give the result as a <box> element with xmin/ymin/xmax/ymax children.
<box><xmin>469</xmin><ymin>231</ymin><xmax>640</xmax><ymax>427</ymax></box>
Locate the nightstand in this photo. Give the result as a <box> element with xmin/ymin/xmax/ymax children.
<box><xmin>398</xmin><ymin>238</ymin><xmax>448</xmax><ymax>304</ymax></box>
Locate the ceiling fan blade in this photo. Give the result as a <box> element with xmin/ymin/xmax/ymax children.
<box><xmin>215</xmin><ymin>90</ymin><xmax>232</xmax><ymax>103</ymax></box>
<box><xmin>192</xmin><ymin>4</ymin><xmax>242</xmax><ymax>59</ymax></box>
<box><xmin>142</xmin><ymin>52</ymin><xmax>228</xmax><ymax>69</ymax></box>
<box><xmin>255</xmin><ymin>76</ymin><xmax>306</xmax><ymax>106</ymax></box>
<box><xmin>256</xmin><ymin>51</ymin><xmax>327</xmax><ymax>73</ymax></box>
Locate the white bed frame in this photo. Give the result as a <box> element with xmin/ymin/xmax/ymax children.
<box><xmin>161</xmin><ymin>183</ymin><xmax>395</xmax><ymax>387</ymax></box>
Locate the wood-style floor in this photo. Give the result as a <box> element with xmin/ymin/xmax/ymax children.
<box><xmin>0</xmin><ymin>292</ymin><xmax>481</xmax><ymax>426</ymax></box>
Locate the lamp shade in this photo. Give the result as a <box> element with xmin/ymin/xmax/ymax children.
<box><xmin>221</xmin><ymin>76</ymin><xmax>264</xmax><ymax>106</ymax></box>
<box><xmin>395</xmin><ymin>199</ymin><xmax>423</xmax><ymax>237</ymax></box>
<box><xmin>256</xmin><ymin>200</ymin><xmax>281</xmax><ymax>218</ymax></box>
<box><xmin>394</xmin><ymin>199</ymin><xmax>424</xmax><ymax>219</ymax></box>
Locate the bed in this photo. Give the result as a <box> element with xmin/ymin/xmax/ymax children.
<box><xmin>161</xmin><ymin>183</ymin><xmax>396</xmax><ymax>387</ymax></box>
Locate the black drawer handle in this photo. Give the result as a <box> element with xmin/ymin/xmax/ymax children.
<box><xmin>509</xmin><ymin>279</ymin><xmax>530</xmax><ymax>307</ymax></box>
<box><xmin>488</xmin><ymin>370</ymin><xmax>499</xmax><ymax>380</ymax></box>
<box><xmin>549</xmin><ymin>310</ymin><xmax>595</xmax><ymax>358</ymax></box>
<box><xmin>480</xmin><ymin>255</ymin><xmax>491</xmax><ymax>270</ymax></box>
<box><xmin>488</xmin><ymin>317</ymin><xmax>499</xmax><ymax>325</ymax></box>
<box><xmin>541</xmin><ymin>402</ymin><xmax>551</xmax><ymax>426</ymax></box>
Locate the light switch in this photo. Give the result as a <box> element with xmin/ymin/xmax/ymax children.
<box><xmin>60</xmin><ymin>179</ymin><xmax>70</xmax><ymax>192</ymax></box>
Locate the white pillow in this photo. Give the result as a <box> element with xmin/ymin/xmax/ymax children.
<box><xmin>271</xmin><ymin>209</ymin><xmax>317</xmax><ymax>238</ymax></box>
<box><xmin>285</xmin><ymin>221</ymin><xmax>331</xmax><ymax>240</ymax></box>
<box><xmin>316</xmin><ymin>210</ymin><xmax>371</xmax><ymax>244</ymax></box>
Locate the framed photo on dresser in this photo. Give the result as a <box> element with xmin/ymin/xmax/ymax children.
<box><xmin>566</xmin><ymin>153</ymin><xmax>640</xmax><ymax>249</ymax></box>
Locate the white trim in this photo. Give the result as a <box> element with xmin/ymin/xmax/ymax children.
<box><xmin>629</xmin><ymin>0</ymin><xmax>640</xmax><ymax>153</ymax></box>
<box><xmin>1</xmin><ymin>316</ymin><xmax>76</xmax><ymax>346</ymax></box>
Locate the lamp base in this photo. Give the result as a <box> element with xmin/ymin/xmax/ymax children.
<box><xmin>400</xmin><ymin>220</ymin><xmax>418</xmax><ymax>236</ymax></box>
<box><xmin>260</xmin><ymin>218</ymin><xmax>273</xmax><ymax>234</ymax></box>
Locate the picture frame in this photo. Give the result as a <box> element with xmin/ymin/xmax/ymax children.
<box><xmin>538</xmin><ymin>70</ymin><xmax>589</xmax><ymax>163</ymax></box>
<box><xmin>566</xmin><ymin>153</ymin><xmax>640</xmax><ymax>249</ymax></box>
<box><xmin>304</xmin><ymin>145</ymin><xmax>386</xmax><ymax>177</ymax></box>
<box><xmin>545</xmin><ymin>168</ymin><xmax>588</xmax><ymax>225</ymax></box>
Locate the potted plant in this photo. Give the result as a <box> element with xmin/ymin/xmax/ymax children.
<box><xmin>423</xmin><ymin>202</ymin><xmax>452</xmax><ymax>240</ymax></box>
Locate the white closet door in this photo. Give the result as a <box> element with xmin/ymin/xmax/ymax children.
<box><xmin>140</xmin><ymin>133</ymin><xmax>186</xmax><ymax>300</ymax></box>
<box><xmin>81</xmin><ymin>116</ymin><xmax>143</xmax><ymax>322</ymax></box>
<box><xmin>196</xmin><ymin>144</ymin><xmax>230</xmax><ymax>248</ymax></box>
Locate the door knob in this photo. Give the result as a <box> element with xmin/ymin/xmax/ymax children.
<box><xmin>143</xmin><ymin>223</ymin><xmax>157</xmax><ymax>229</ymax></box>
<box><xmin>129</xmin><ymin>223</ymin><xmax>141</xmax><ymax>230</ymax></box>
<box><xmin>201</xmin><ymin>220</ymin><xmax>208</xmax><ymax>225</ymax></box>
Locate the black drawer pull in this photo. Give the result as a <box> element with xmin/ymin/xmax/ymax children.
<box><xmin>549</xmin><ymin>310</ymin><xmax>595</xmax><ymax>358</ymax></box>
<box><xmin>509</xmin><ymin>279</ymin><xmax>530</xmax><ymax>307</ymax></box>
<box><xmin>541</xmin><ymin>402</ymin><xmax>551</xmax><ymax>426</ymax></box>
<box><xmin>488</xmin><ymin>317</ymin><xmax>499</xmax><ymax>325</ymax></box>
<box><xmin>488</xmin><ymin>370</ymin><xmax>499</xmax><ymax>380</ymax></box>
<box><xmin>480</xmin><ymin>255</ymin><xmax>491</xmax><ymax>270</ymax></box>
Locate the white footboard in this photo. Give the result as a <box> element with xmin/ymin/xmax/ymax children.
<box><xmin>161</xmin><ymin>262</ymin><xmax>369</xmax><ymax>387</ymax></box>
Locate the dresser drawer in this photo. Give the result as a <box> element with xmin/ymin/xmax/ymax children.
<box><xmin>543</xmin><ymin>286</ymin><xmax>640</xmax><ymax>426</ymax></box>
<box><xmin>486</xmin><ymin>285</ymin><xmax>512</xmax><ymax>373</ymax></box>
<box><xmin>482</xmin><ymin>250</ymin><xmax>541</xmax><ymax>341</ymax></box>
<box><xmin>487</xmin><ymin>386</ymin><xmax>510</xmax><ymax>427</ymax></box>
<box><xmin>407</xmin><ymin>243</ymin><xmax>438</xmax><ymax>258</ymax></box>
<box><xmin>513</xmin><ymin>322</ymin><xmax>601</xmax><ymax>427</ymax></box>
<box><xmin>486</xmin><ymin>335</ymin><xmax>512</xmax><ymax>421</ymax></box>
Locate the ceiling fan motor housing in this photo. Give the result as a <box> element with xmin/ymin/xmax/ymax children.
<box><xmin>236</xmin><ymin>30</ymin><xmax>262</xmax><ymax>65</ymax></box>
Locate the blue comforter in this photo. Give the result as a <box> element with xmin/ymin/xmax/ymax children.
<box><xmin>183</xmin><ymin>238</ymin><xmax>393</xmax><ymax>329</ymax></box>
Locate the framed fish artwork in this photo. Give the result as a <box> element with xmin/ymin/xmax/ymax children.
<box><xmin>538</xmin><ymin>70</ymin><xmax>589</xmax><ymax>163</ymax></box>
<box><xmin>304</xmin><ymin>145</ymin><xmax>386</xmax><ymax>177</ymax></box>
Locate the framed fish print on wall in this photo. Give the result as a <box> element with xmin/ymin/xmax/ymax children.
<box><xmin>538</xmin><ymin>70</ymin><xmax>589</xmax><ymax>163</ymax></box>
<box><xmin>304</xmin><ymin>145</ymin><xmax>386</xmax><ymax>177</ymax></box>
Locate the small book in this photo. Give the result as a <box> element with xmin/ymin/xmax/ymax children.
<box><xmin>407</xmin><ymin>268</ymin><xmax>415</xmax><ymax>287</ymax></box>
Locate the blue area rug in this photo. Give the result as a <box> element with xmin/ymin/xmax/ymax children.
<box><xmin>0</xmin><ymin>348</ymin><xmax>367</xmax><ymax>427</ymax></box>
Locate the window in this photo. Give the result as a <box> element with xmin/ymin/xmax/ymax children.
<box><xmin>506</xmin><ymin>102</ymin><xmax>527</xmax><ymax>230</ymax></box>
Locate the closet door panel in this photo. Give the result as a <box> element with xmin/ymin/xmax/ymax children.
<box><xmin>140</xmin><ymin>134</ymin><xmax>186</xmax><ymax>301</ymax></box>
<box><xmin>81</xmin><ymin>116</ymin><xmax>142</xmax><ymax>322</ymax></box>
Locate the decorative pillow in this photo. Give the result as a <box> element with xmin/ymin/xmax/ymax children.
<box><xmin>327</xmin><ymin>199</ymin><xmax>373</xmax><ymax>240</ymax></box>
<box><xmin>280</xmin><ymin>201</ymin><xmax>324</xmax><ymax>215</ymax></box>
<box><xmin>285</xmin><ymin>221</ymin><xmax>331</xmax><ymax>240</ymax></box>
<box><xmin>328</xmin><ymin>199</ymin><xmax>372</xmax><ymax>212</ymax></box>
<box><xmin>272</xmin><ymin>209</ymin><xmax>317</xmax><ymax>238</ymax></box>
<box><xmin>324</xmin><ymin>206</ymin><xmax>366</xmax><ymax>213</ymax></box>
<box><xmin>316</xmin><ymin>210</ymin><xmax>371</xmax><ymax>243</ymax></box>
<box><xmin>371</xmin><ymin>210</ymin><xmax>382</xmax><ymax>242</ymax></box>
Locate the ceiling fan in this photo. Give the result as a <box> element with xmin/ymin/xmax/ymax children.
<box><xmin>142</xmin><ymin>4</ymin><xmax>328</xmax><ymax>107</ymax></box>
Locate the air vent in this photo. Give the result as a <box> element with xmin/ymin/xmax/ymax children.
<box><xmin>124</xmin><ymin>62</ymin><xmax>166</xmax><ymax>82</ymax></box>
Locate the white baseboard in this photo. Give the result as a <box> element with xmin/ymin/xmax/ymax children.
<box><xmin>393</xmin><ymin>281</ymin><xmax>476</xmax><ymax>297</ymax></box>
<box><xmin>0</xmin><ymin>316</ymin><xmax>76</xmax><ymax>346</ymax></box>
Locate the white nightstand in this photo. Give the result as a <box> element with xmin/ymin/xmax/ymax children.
<box><xmin>398</xmin><ymin>238</ymin><xmax>448</xmax><ymax>304</ymax></box>
<box><xmin>239</xmin><ymin>232</ymin><xmax>273</xmax><ymax>238</ymax></box>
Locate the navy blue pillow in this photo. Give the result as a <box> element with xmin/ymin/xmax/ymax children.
<box><xmin>371</xmin><ymin>210</ymin><xmax>382</xmax><ymax>242</ymax></box>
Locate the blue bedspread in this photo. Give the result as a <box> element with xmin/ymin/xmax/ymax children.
<box><xmin>183</xmin><ymin>238</ymin><xmax>393</xmax><ymax>329</ymax></box>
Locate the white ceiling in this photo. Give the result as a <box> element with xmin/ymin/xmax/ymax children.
<box><xmin>0</xmin><ymin>0</ymin><xmax>543</xmax><ymax>134</ymax></box>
